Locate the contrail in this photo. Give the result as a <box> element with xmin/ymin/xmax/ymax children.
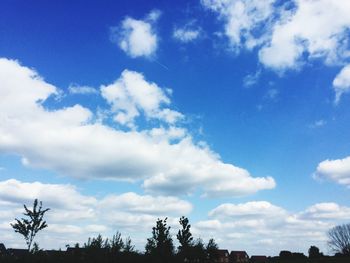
<box><xmin>153</xmin><ymin>59</ymin><xmax>170</xmax><ymax>70</ymax></box>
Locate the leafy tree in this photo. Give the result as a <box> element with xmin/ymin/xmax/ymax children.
<box><xmin>279</xmin><ymin>250</ymin><xmax>292</xmax><ymax>259</ymax></box>
<box><xmin>206</xmin><ymin>238</ymin><xmax>219</xmax><ymax>262</ymax></box>
<box><xmin>11</xmin><ymin>199</ymin><xmax>50</xmax><ymax>251</ymax></box>
<box><xmin>145</xmin><ymin>217</ymin><xmax>174</xmax><ymax>262</ymax></box>
<box><xmin>189</xmin><ymin>238</ymin><xmax>207</xmax><ymax>262</ymax></box>
<box><xmin>177</xmin><ymin>216</ymin><xmax>193</xmax><ymax>251</ymax></box>
<box><xmin>308</xmin><ymin>245</ymin><xmax>321</xmax><ymax>258</ymax></box>
<box><xmin>328</xmin><ymin>223</ymin><xmax>350</xmax><ymax>255</ymax></box>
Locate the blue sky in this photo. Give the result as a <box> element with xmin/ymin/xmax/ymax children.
<box><xmin>1</xmin><ymin>0</ymin><xmax>350</xmax><ymax>256</ymax></box>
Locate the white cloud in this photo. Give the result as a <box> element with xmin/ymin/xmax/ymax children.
<box><xmin>173</xmin><ymin>22</ymin><xmax>202</xmax><ymax>43</ymax></box>
<box><xmin>300</xmin><ymin>202</ymin><xmax>350</xmax><ymax>220</ymax></box>
<box><xmin>333</xmin><ymin>64</ymin><xmax>350</xmax><ymax>103</ymax></box>
<box><xmin>201</xmin><ymin>0</ymin><xmax>277</xmax><ymax>50</ymax></box>
<box><xmin>101</xmin><ymin>69</ymin><xmax>183</xmax><ymax>127</ymax></box>
<box><xmin>173</xmin><ymin>28</ymin><xmax>201</xmax><ymax>43</ymax></box>
<box><xmin>202</xmin><ymin>0</ymin><xmax>350</xmax><ymax>69</ymax></box>
<box><xmin>113</xmin><ymin>11</ymin><xmax>159</xmax><ymax>58</ymax></box>
<box><xmin>194</xmin><ymin>200</ymin><xmax>350</xmax><ymax>255</ymax></box>
<box><xmin>314</xmin><ymin>156</ymin><xmax>350</xmax><ymax>187</ymax></box>
<box><xmin>0</xmin><ymin>179</ymin><xmax>191</xmax><ymax>249</ymax></box>
<box><xmin>68</xmin><ymin>84</ymin><xmax>98</xmax><ymax>95</ymax></box>
<box><xmin>0</xmin><ymin>57</ymin><xmax>275</xmax><ymax>198</ymax></box>
<box><xmin>209</xmin><ymin>201</ymin><xmax>286</xmax><ymax>219</ymax></box>
<box><xmin>259</xmin><ymin>0</ymin><xmax>350</xmax><ymax>70</ymax></box>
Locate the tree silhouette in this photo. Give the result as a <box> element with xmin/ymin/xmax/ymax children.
<box><xmin>145</xmin><ymin>217</ymin><xmax>174</xmax><ymax>262</ymax></box>
<box><xmin>177</xmin><ymin>216</ymin><xmax>193</xmax><ymax>251</ymax></box>
<box><xmin>308</xmin><ymin>245</ymin><xmax>321</xmax><ymax>258</ymax></box>
<box><xmin>110</xmin><ymin>231</ymin><xmax>124</xmax><ymax>254</ymax></box>
<box><xmin>11</xmin><ymin>199</ymin><xmax>50</xmax><ymax>251</ymax></box>
<box><xmin>206</xmin><ymin>238</ymin><xmax>219</xmax><ymax>262</ymax></box>
<box><xmin>328</xmin><ymin>223</ymin><xmax>350</xmax><ymax>255</ymax></box>
<box><xmin>124</xmin><ymin>236</ymin><xmax>135</xmax><ymax>252</ymax></box>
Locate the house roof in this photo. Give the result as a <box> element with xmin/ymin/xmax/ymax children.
<box><xmin>231</xmin><ymin>251</ymin><xmax>248</xmax><ymax>256</ymax></box>
<box><xmin>251</xmin><ymin>256</ymin><xmax>267</xmax><ymax>259</ymax></box>
<box><xmin>217</xmin><ymin>249</ymin><xmax>229</xmax><ymax>257</ymax></box>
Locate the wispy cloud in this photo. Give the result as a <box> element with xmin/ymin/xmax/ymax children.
<box><xmin>242</xmin><ymin>70</ymin><xmax>261</xmax><ymax>88</ymax></box>
<box><xmin>68</xmin><ymin>84</ymin><xmax>98</xmax><ymax>95</ymax></box>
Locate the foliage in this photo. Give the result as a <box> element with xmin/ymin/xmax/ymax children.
<box><xmin>124</xmin><ymin>237</ymin><xmax>135</xmax><ymax>252</ymax></box>
<box><xmin>110</xmin><ymin>232</ymin><xmax>124</xmax><ymax>253</ymax></box>
<box><xmin>308</xmin><ymin>245</ymin><xmax>321</xmax><ymax>258</ymax></box>
<box><xmin>206</xmin><ymin>238</ymin><xmax>219</xmax><ymax>261</ymax></box>
<box><xmin>84</xmin><ymin>234</ymin><xmax>106</xmax><ymax>249</ymax></box>
<box><xmin>11</xmin><ymin>199</ymin><xmax>50</xmax><ymax>251</ymax></box>
<box><xmin>145</xmin><ymin>217</ymin><xmax>174</xmax><ymax>261</ymax></box>
<box><xmin>177</xmin><ymin>216</ymin><xmax>193</xmax><ymax>252</ymax></box>
<box><xmin>328</xmin><ymin>223</ymin><xmax>350</xmax><ymax>255</ymax></box>
<box><xmin>189</xmin><ymin>238</ymin><xmax>207</xmax><ymax>262</ymax></box>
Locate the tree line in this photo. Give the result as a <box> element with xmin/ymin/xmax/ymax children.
<box><xmin>2</xmin><ymin>199</ymin><xmax>350</xmax><ymax>263</ymax></box>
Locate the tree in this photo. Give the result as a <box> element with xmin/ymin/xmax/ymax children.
<box><xmin>177</xmin><ymin>216</ymin><xmax>193</xmax><ymax>252</ymax></box>
<box><xmin>110</xmin><ymin>231</ymin><xmax>124</xmax><ymax>253</ymax></box>
<box><xmin>328</xmin><ymin>223</ymin><xmax>350</xmax><ymax>255</ymax></box>
<box><xmin>11</xmin><ymin>199</ymin><xmax>50</xmax><ymax>251</ymax></box>
<box><xmin>124</xmin><ymin>237</ymin><xmax>135</xmax><ymax>253</ymax></box>
<box><xmin>206</xmin><ymin>238</ymin><xmax>219</xmax><ymax>262</ymax></box>
<box><xmin>145</xmin><ymin>217</ymin><xmax>174</xmax><ymax>262</ymax></box>
<box><xmin>308</xmin><ymin>245</ymin><xmax>321</xmax><ymax>258</ymax></box>
<box><xmin>190</xmin><ymin>238</ymin><xmax>207</xmax><ymax>262</ymax></box>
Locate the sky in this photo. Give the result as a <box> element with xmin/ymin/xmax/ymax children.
<box><xmin>1</xmin><ymin>0</ymin><xmax>350</xmax><ymax>256</ymax></box>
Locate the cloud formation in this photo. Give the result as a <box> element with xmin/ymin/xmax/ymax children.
<box><xmin>202</xmin><ymin>0</ymin><xmax>350</xmax><ymax>69</ymax></box>
<box><xmin>112</xmin><ymin>11</ymin><xmax>160</xmax><ymax>58</ymax></box>
<box><xmin>101</xmin><ymin>69</ymin><xmax>183</xmax><ymax>128</ymax></box>
<box><xmin>0</xmin><ymin>179</ymin><xmax>191</xmax><ymax>249</ymax></box>
<box><xmin>0</xmin><ymin>57</ymin><xmax>275</xmax><ymax>197</ymax></box>
<box><xmin>333</xmin><ymin>64</ymin><xmax>350</xmax><ymax>103</ymax></box>
<box><xmin>194</xmin><ymin>200</ymin><xmax>350</xmax><ymax>255</ymax></box>
<box><xmin>259</xmin><ymin>0</ymin><xmax>350</xmax><ymax>70</ymax></box>
<box><xmin>173</xmin><ymin>22</ymin><xmax>202</xmax><ymax>43</ymax></box>
<box><xmin>202</xmin><ymin>0</ymin><xmax>350</xmax><ymax>102</ymax></box>
<box><xmin>201</xmin><ymin>0</ymin><xmax>276</xmax><ymax>50</ymax></box>
<box><xmin>68</xmin><ymin>84</ymin><xmax>98</xmax><ymax>95</ymax></box>
<box><xmin>2</xmin><ymin>179</ymin><xmax>350</xmax><ymax>254</ymax></box>
<box><xmin>314</xmin><ymin>156</ymin><xmax>350</xmax><ymax>187</ymax></box>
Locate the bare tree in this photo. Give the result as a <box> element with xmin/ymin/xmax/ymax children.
<box><xmin>328</xmin><ymin>223</ymin><xmax>350</xmax><ymax>255</ymax></box>
<box><xmin>11</xmin><ymin>199</ymin><xmax>50</xmax><ymax>251</ymax></box>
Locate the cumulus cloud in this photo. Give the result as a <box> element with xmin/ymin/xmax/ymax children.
<box><xmin>259</xmin><ymin>0</ymin><xmax>350</xmax><ymax>70</ymax></box>
<box><xmin>314</xmin><ymin>156</ymin><xmax>350</xmax><ymax>187</ymax></box>
<box><xmin>112</xmin><ymin>10</ymin><xmax>159</xmax><ymax>58</ymax></box>
<box><xmin>333</xmin><ymin>64</ymin><xmax>350</xmax><ymax>103</ymax></box>
<box><xmin>0</xmin><ymin>57</ymin><xmax>274</xmax><ymax>198</ymax></box>
<box><xmin>0</xmin><ymin>179</ymin><xmax>191</xmax><ymax>249</ymax></box>
<box><xmin>194</xmin><ymin>200</ymin><xmax>350</xmax><ymax>255</ymax></box>
<box><xmin>202</xmin><ymin>0</ymin><xmax>350</xmax><ymax>70</ymax></box>
<box><xmin>101</xmin><ymin>69</ymin><xmax>183</xmax><ymax>127</ymax></box>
